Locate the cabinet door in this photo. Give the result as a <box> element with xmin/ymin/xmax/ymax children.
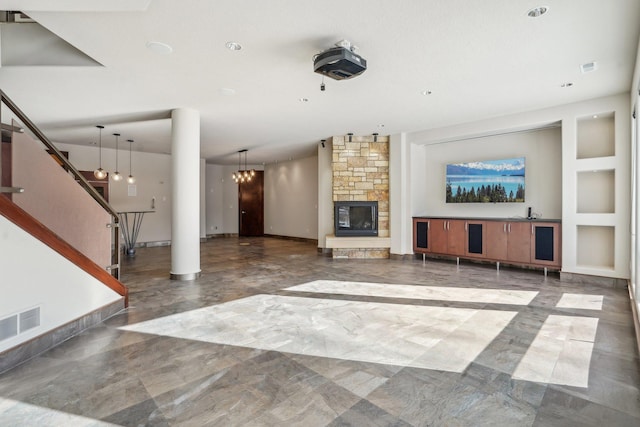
<box><xmin>506</xmin><ymin>222</ymin><xmax>531</xmax><ymax>264</ymax></box>
<box><xmin>486</xmin><ymin>221</ymin><xmax>508</xmax><ymax>260</ymax></box>
<box><xmin>531</xmin><ymin>223</ymin><xmax>561</xmax><ymax>267</ymax></box>
<box><xmin>447</xmin><ymin>220</ymin><xmax>466</xmax><ymax>256</ymax></box>
<box><xmin>413</xmin><ymin>218</ymin><xmax>429</xmax><ymax>253</ymax></box>
<box><xmin>429</xmin><ymin>219</ymin><xmax>448</xmax><ymax>254</ymax></box>
<box><xmin>466</xmin><ymin>221</ymin><xmax>485</xmax><ymax>257</ymax></box>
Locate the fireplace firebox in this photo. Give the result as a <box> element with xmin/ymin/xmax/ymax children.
<box><xmin>334</xmin><ymin>201</ymin><xmax>378</xmax><ymax>237</ymax></box>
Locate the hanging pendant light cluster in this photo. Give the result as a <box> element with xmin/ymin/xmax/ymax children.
<box><xmin>93</xmin><ymin>125</ymin><xmax>107</xmax><ymax>179</ymax></box>
<box><xmin>111</xmin><ymin>133</ymin><xmax>122</xmax><ymax>181</ymax></box>
<box><xmin>92</xmin><ymin>125</ymin><xmax>134</xmax><ymax>184</ymax></box>
<box><xmin>127</xmin><ymin>139</ymin><xmax>135</xmax><ymax>184</ymax></box>
<box><xmin>231</xmin><ymin>149</ymin><xmax>255</xmax><ymax>184</ymax></box>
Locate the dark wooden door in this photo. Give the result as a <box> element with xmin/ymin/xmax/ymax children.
<box><xmin>239</xmin><ymin>170</ymin><xmax>264</xmax><ymax>236</ymax></box>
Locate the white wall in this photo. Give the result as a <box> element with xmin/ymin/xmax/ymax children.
<box><xmin>404</xmin><ymin>94</ymin><xmax>631</xmax><ymax>279</ymax></box>
<box><xmin>264</xmin><ymin>156</ymin><xmax>318</xmax><ymax>239</ymax></box>
<box><xmin>317</xmin><ymin>138</ymin><xmax>333</xmax><ymax>248</ymax></box>
<box><xmin>0</xmin><ymin>215</ymin><xmax>121</xmax><ymax>353</ymax></box>
<box><xmin>56</xmin><ymin>142</ymin><xmax>173</xmax><ymax>244</ymax></box>
<box><xmin>205</xmin><ymin>164</ymin><xmax>225</xmax><ymax>234</ymax></box>
<box><xmin>200</xmin><ymin>158</ymin><xmax>206</xmax><ymax>239</ymax></box>
<box><xmin>417</xmin><ymin>127</ymin><xmax>562</xmax><ymax>220</ymax></box>
<box><xmin>204</xmin><ymin>163</ymin><xmax>264</xmax><ymax>235</ymax></box>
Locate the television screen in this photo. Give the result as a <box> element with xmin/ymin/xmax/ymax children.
<box><xmin>446</xmin><ymin>157</ymin><xmax>525</xmax><ymax>203</ymax></box>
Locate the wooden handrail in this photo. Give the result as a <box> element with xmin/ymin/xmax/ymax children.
<box><xmin>0</xmin><ymin>194</ymin><xmax>128</xmax><ymax>306</ymax></box>
<box><xmin>0</xmin><ymin>89</ymin><xmax>120</xmax><ymax>279</ymax></box>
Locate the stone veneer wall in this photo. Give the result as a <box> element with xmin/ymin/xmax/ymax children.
<box><xmin>332</xmin><ymin>134</ymin><xmax>389</xmax><ymax>258</ymax></box>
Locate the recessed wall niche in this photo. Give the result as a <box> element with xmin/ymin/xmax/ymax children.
<box><xmin>576</xmin><ymin>225</ymin><xmax>614</xmax><ymax>269</ymax></box>
<box><xmin>577</xmin><ymin>169</ymin><xmax>614</xmax><ymax>213</ymax></box>
<box><xmin>576</xmin><ymin>113</ymin><xmax>614</xmax><ymax>159</ymax></box>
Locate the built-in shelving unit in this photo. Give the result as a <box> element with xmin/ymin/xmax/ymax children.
<box><xmin>574</xmin><ymin>112</ymin><xmax>618</xmax><ymax>275</ymax></box>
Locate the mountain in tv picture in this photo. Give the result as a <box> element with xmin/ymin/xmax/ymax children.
<box><xmin>446</xmin><ymin>162</ymin><xmax>524</xmax><ymax>176</ymax></box>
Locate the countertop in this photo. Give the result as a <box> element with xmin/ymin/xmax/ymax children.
<box><xmin>412</xmin><ymin>216</ymin><xmax>561</xmax><ymax>223</ymax></box>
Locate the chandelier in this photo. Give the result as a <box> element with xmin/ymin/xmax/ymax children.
<box><xmin>232</xmin><ymin>149</ymin><xmax>255</xmax><ymax>183</ymax></box>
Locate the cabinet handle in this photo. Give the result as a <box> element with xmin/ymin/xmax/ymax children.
<box><xmin>503</xmin><ymin>223</ymin><xmax>506</xmax><ymax>233</ymax></box>
<box><xmin>444</xmin><ymin>221</ymin><xmax>446</xmax><ymax>230</ymax></box>
<box><xmin>447</xmin><ymin>221</ymin><xmax>450</xmax><ymax>230</ymax></box>
<box><xmin>508</xmin><ymin>223</ymin><xmax>511</xmax><ymax>233</ymax></box>
<box><xmin>531</xmin><ymin>224</ymin><xmax>534</xmax><ymax>235</ymax></box>
<box><xmin>427</xmin><ymin>221</ymin><xmax>430</xmax><ymax>230</ymax></box>
<box><xmin>465</xmin><ymin>222</ymin><xmax>468</xmax><ymax>231</ymax></box>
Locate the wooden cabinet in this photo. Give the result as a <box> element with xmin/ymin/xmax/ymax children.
<box><xmin>465</xmin><ymin>220</ymin><xmax>485</xmax><ymax>257</ymax></box>
<box><xmin>413</xmin><ymin>217</ymin><xmax>561</xmax><ymax>270</ymax></box>
<box><xmin>530</xmin><ymin>222</ymin><xmax>561</xmax><ymax>267</ymax></box>
<box><xmin>429</xmin><ymin>219</ymin><xmax>448</xmax><ymax>254</ymax></box>
<box><xmin>414</xmin><ymin>218</ymin><xmax>484</xmax><ymax>257</ymax></box>
<box><xmin>415</xmin><ymin>219</ymin><xmax>467</xmax><ymax>256</ymax></box>
<box><xmin>485</xmin><ymin>221</ymin><xmax>530</xmax><ymax>263</ymax></box>
<box><xmin>506</xmin><ymin>222</ymin><xmax>532</xmax><ymax>264</ymax></box>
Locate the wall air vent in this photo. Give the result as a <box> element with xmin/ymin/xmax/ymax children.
<box><xmin>0</xmin><ymin>306</ymin><xmax>41</xmax><ymax>341</ymax></box>
<box><xmin>0</xmin><ymin>315</ymin><xmax>18</xmax><ymax>341</ymax></box>
<box><xmin>19</xmin><ymin>307</ymin><xmax>40</xmax><ymax>333</ymax></box>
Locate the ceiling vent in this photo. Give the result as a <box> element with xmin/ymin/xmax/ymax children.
<box><xmin>580</xmin><ymin>61</ymin><xmax>598</xmax><ymax>73</ymax></box>
<box><xmin>313</xmin><ymin>40</ymin><xmax>366</xmax><ymax>81</ymax></box>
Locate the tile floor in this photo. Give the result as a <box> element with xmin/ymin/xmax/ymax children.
<box><xmin>0</xmin><ymin>237</ymin><xmax>639</xmax><ymax>426</ymax></box>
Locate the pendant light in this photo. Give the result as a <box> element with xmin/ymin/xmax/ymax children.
<box><xmin>112</xmin><ymin>133</ymin><xmax>122</xmax><ymax>181</ymax></box>
<box><xmin>244</xmin><ymin>150</ymin><xmax>255</xmax><ymax>182</ymax></box>
<box><xmin>93</xmin><ymin>125</ymin><xmax>107</xmax><ymax>179</ymax></box>
<box><xmin>232</xmin><ymin>149</ymin><xmax>255</xmax><ymax>184</ymax></box>
<box><xmin>127</xmin><ymin>139</ymin><xmax>135</xmax><ymax>184</ymax></box>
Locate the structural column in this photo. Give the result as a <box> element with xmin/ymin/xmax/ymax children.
<box><xmin>170</xmin><ymin>108</ymin><xmax>201</xmax><ymax>280</ymax></box>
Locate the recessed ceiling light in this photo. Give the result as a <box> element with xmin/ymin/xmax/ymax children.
<box><xmin>299</xmin><ymin>98</ymin><xmax>309</xmax><ymax>102</ymax></box>
<box><xmin>560</xmin><ymin>82</ymin><xmax>573</xmax><ymax>88</ymax></box>
<box><xmin>593</xmin><ymin>115</ymin><xmax>598</xmax><ymax>119</ymax></box>
<box><xmin>421</xmin><ymin>90</ymin><xmax>433</xmax><ymax>96</ymax></box>
<box><xmin>225</xmin><ymin>41</ymin><xmax>242</xmax><ymax>51</ymax></box>
<box><xmin>146</xmin><ymin>41</ymin><xmax>173</xmax><ymax>55</ymax></box>
<box><xmin>527</xmin><ymin>6</ymin><xmax>548</xmax><ymax>17</ymax></box>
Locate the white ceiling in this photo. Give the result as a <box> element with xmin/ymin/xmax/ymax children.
<box><xmin>0</xmin><ymin>0</ymin><xmax>639</xmax><ymax>165</ymax></box>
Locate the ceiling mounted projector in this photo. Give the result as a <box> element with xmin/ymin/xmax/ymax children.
<box><xmin>313</xmin><ymin>40</ymin><xmax>366</xmax><ymax>81</ymax></box>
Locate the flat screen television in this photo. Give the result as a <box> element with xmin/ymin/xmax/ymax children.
<box><xmin>446</xmin><ymin>157</ymin><xmax>525</xmax><ymax>203</ymax></box>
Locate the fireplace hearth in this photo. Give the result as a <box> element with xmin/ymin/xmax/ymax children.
<box><xmin>335</xmin><ymin>201</ymin><xmax>378</xmax><ymax>237</ymax></box>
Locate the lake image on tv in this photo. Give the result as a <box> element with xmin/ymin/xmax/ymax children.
<box><xmin>446</xmin><ymin>157</ymin><xmax>525</xmax><ymax>203</ymax></box>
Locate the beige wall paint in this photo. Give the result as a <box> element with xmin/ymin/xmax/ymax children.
<box><xmin>265</xmin><ymin>156</ymin><xmax>318</xmax><ymax>240</ymax></box>
<box><xmin>418</xmin><ymin>127</ymin><xmax>562</xmax><ymax>220</ymax></box>
<box><xmin>13</xmin><ymin>132</ymin><xmax>111</xmax><ymax>268</ymax></box>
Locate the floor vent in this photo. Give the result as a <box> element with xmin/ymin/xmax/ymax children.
<box><xmin>0</xmin><ymin>315</ymin><xmax>18</xmax><ymax>341</ymax></box>
<box><xmin>19</xmin><ymin>307</ymin><xmax>40</xmax><ymax>333</ymax></box>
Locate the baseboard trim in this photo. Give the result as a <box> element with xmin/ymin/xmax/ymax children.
<box><xmin>0</xmin><ymin>298</ymin><xmax>125</xmax><ymax>374</ymax></box>
<box><xmin>390</xmin><ymin>253</ymin><xmax>414</xmax><ymax>261</ymax></box>
<box><xmin>559</xmin><ymin>271</ymin><xmax>628</xmax><ymax>288</ymax></box>
<box><xmin>264</xmin><ymin>234</ymin><xmax>318</xmax><ymax>244</ymax></box>
<box><xmin>629</xmin><ymin>284</ymin><xmax>640</xmax><ymax>359</ymax></box>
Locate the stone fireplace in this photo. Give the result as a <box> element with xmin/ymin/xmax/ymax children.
<box><xmin>327</xmin><ymin>134</ymin><xmax>390</xmax><ymax>258</ymax></box>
